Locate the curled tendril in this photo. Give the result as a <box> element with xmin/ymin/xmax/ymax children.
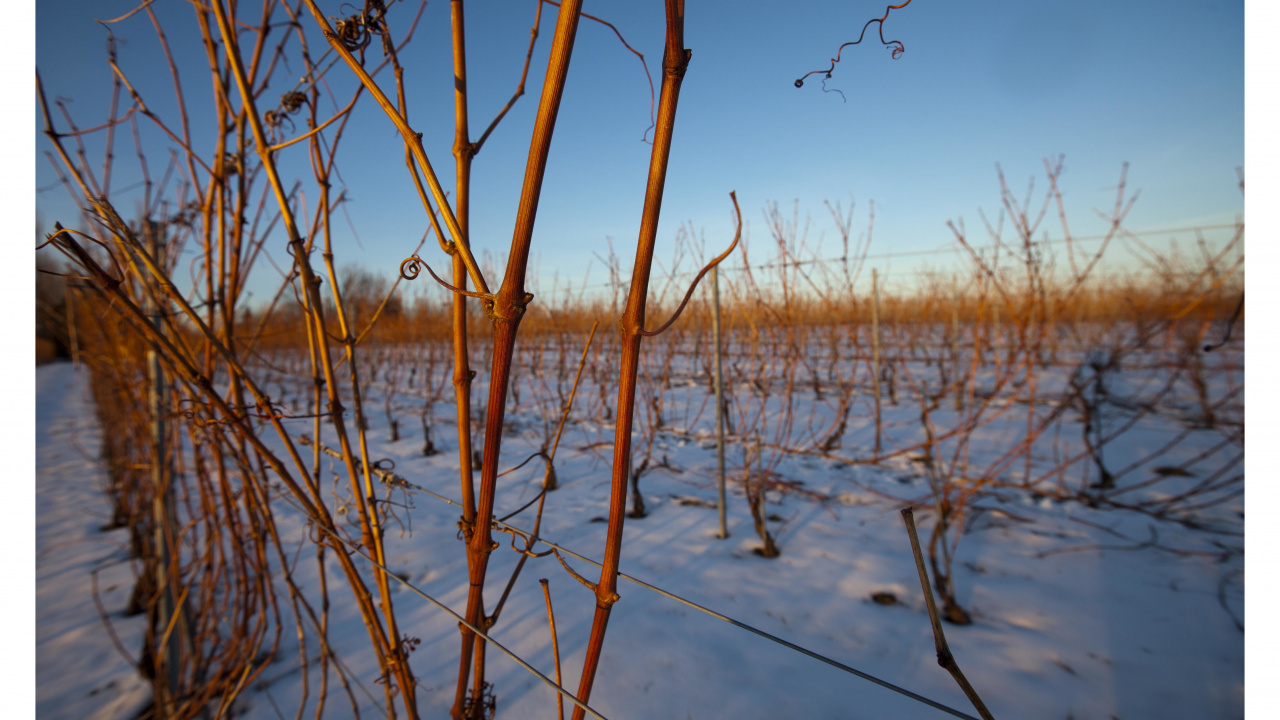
<box><xmin>495</xmin><ymin>524</ymin><xmax>553</xmax><ymax>559</ymax></box>
<box><xmin>795</xmin><ymin>0</ymin><xmax>913</xmax><ymax>90</ymax></box>
<box><xmin>551</xmin><ymin>547</ymin><xmax>598</xmax><ymax>593</ymax></box>
<box><xmin>333</xmin><ymin>15</ymin><xmax>371</xmax><ymax>51</ymax></box>
<box><xmin>222</xmin><ymin>152</ymin><xmax>241</xmax><ymax>176</ymax></box>
<box><xmin>400</xmin><ymin>635</ymin><xmax>421</xmax><ymax>656</ymax></box>
<box><xmin>280</xmin><ymin>91</ymin><xmax>307</xmax><ymax>113</ymax></box>
<box><xmin>399</xmin><ymin>255</ymin><xmax>422</xmax><ymax>280</ymax></box>
<box><xmin>544</xmin><ymin>1</ymin><xmax>658</xmax><ymax>144</ymax></box>
<box><xmin>168</xmin><ymin>200</ymin><xmax>201</xmax><ymax>229</ymax></box>
<box><xmin>264</xmin><ymin>110</ymin><xmax>294</xmax><ymax>132</ymax></box>
<box><xmin>331</xmin><ymin>0</ymin><xmax>391</xmax><ymax>52</ymax></box>
<box><xmin>265</xmin><ymin>91</ymin><xmax>309</xmax><ymax>136</ymax></box>
<box><xmin>399</xmin><ymin>253</ymin><xmax>493</xmax><ymax>306</ymax></box>
<box><xmin>819</xmin><ymin>74</ymin><xmax>847</xmax><ymax>103</ymax></box>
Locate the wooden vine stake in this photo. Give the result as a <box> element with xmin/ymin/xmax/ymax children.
<box><xmin>952</xmin><ymin>274</ymin><xmax>963</xmax><ymax>412</ymax></box>
<box><xmin>871</xmin><ymin>268</ymin><xmax>882</xmax><ymax>456</ymax></box>
<box><xmin>146</xmin><ymin>225</ymin><xmax>183</xmax><ymax>717</ymax></box>
<box><xmin>900</xmin><ymin>508</ymin><xmax>995</xmax><ymax>720</ymax></box>
<box><xmin>712</xmin><ymin>263</ymin><xmax>728</xmax><ymax>538</ymax></box>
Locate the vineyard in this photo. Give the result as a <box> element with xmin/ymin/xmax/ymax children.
<box><xmin>33</xmin><ymin>0</ymin><xmax>1243</xmax><ymax>718</ymax></box>
<box><xmin>39</xmin><ymin>205</ymin><xmax>1244</xmax><ymax>717</ymax></box>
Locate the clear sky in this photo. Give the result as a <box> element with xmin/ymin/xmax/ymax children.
<box><xmin>33</xmin><ymin>0</ymin><xmax>1245</xmax><ymax>301</ymax></box>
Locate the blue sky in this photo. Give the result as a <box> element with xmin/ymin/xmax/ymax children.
<box><xmin>32</xmin><ymin>0</ymin><xmax>1245</xmax><ymax>301</ymax></box>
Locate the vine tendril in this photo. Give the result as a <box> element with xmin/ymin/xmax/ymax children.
<box><xmin>399</xmin><ymin>253</ymin><xmax>493</xmax><ymax>302</ymax></box>
<box><xmin>795</xmin><ymin>1</ymin><xmax>913</xmax><ymax>92</ymax></box>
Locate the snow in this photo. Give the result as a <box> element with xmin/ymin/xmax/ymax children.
<box><xmin>35</xmin><ymin>347</ymin><xmax>1244</xmax><ymax>719</ymax></box>
<box><xmin>36</xmin><ymin>362</ymin><xmax>150</xmax><ymax>719</ymax></box>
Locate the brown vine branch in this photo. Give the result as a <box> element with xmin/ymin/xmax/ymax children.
<box><xmin>470</xmin><ymin>0</ymin><xmax>544</xmax><ymax>155</ymax></box>
<box><xmin>96</xmin><ymin>0</ymin><xmax>155</xmax><ymax>25</ymax></box>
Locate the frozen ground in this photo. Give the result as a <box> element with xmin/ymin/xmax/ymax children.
<box><xmin>36</xmin><ymin>362</ymin><xmax>150</xmax><ymax>719</ymax></box>
<box><xmin>36</xmin><ymin>358</ymin><xmax>1244</xmax><ymax>719</ymax></box>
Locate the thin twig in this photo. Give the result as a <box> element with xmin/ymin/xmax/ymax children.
<box><xmin>541</xmin><ymin>579</ymin><xmax>567</xmax><ymax>720</ymax></box>
<box><xmin>641</xmin><ymin>192</ymin><xmax>742</xmax><ymax>337</ymax></box>
<box><xmin>542</xmin><ymin>0</ymin><xmax>657</xmax><ymax>143</ymax></box>
<box><xmin>90</xmin><ymin>568</ymin><xmax>139</xmax><ymax>667</ymax></box>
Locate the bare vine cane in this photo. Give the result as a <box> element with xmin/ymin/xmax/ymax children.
<box><xmin>450</xmin><ymin>2</ymin><xmax>592</xmax><ymax>716</ymax></box>
<box><xmin>208</xmin><ymin>1</ymin><xmax>417</xmax><ymax>713</ymax></box>
<box><xmin>384</xmin><ymin>2</ymin><xmax>595</xmax><ymax>711</ymax></box>
<box><xmin>44</xmin><ymin>222</ymin><xmax>394</xmax><ymax>714</ymax></box>
<box><xmin>794</xmin><ymin>0</ymin><xmax>914</xmax><ymax>100</ymax></box>
<box><xmin>441</xmin><ymin>2</ymin><xmax>546</xmax><ymax>709</ymax></box>
<box><xmin>391</xmin><ymin>8</ymin><xmax>586</xmax><ymax>696</ymax></box>
<box><xmin>572</xmin><ymin>163</ymin><xmax>744</xmax><ymax>715</ymax></box>
<box><xmin>444</xmin><ymin>0</ymin><xmax>524</xmax><ymax>568</ymax></box>
<box><xmin>900</xmin><ymin>508</ymin><xmax>996</xmax><ymax>720</ymax></box>
<box><xmin>567</xmin><ymin>5</ymin><xmax>696</xmax><ymax>709</ymax></box>
<box><xmin>39</xmin><ymin>12</ymin><xmax>387</xmax><ymax>710</ymax></box>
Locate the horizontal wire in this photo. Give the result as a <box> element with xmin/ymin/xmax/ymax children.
<box><xmin>366</xmin><ymin>470</ymin><xmax>979</xmax><ymax>720</ymax></box>
<box><xmin>566</xmin><ymin>222</ymin><xmax>1243</xmax><ymax>291</ymax></box>
<box><xmin>275</xmin><ymin>494</ymin><xmax>609</xmax><ymax>720</ymax></box>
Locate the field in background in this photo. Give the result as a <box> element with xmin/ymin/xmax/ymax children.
<box><xmin>39</xmin><ymin>267</ymin><xmax>1245</xmax><ymax>717</ymax></box>
<box><xmin>43</xmin><ymin>199</ymin><xmax>1244</xmax><ymax>718</ymax></box>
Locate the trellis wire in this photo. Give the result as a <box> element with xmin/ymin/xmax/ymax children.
<box><xmin>276</xmin><ymin>493</ymin><xmax>611</xmax><ymax>720</ymax></box>
<box><xmin>566</xmin><ymin>222</ymin><xmax>1242</xmax><ymax>292</ymax></box>
<box><xmin>338</xmin><ymin>457</ymin><xmax>982</xmax><ymax>720</ymax></box>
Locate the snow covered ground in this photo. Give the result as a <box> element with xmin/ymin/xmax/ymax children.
<box><xmin>36</xmin><ymin>362</ymin><xmax>150</xmax><ymax>719</ymax></box>
<box><xmin>35</xmin><ymin>355</ymin><xmax>1244</xmax><ymax>719</ymax></box>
